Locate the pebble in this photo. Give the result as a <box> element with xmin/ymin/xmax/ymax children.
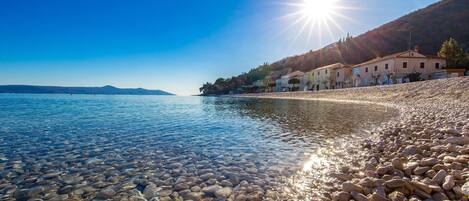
<box><xmin>402</xmin><ymin>145</ymin><xmax>419</xmax><ymax>156</ymax></box>
<box><xmin>342</xmin><ymin>182</ymin><xmax>363</xmax><ymax>193</ymax></box>
<box><xmin>385</xmin><ymin>179</ymin><xmax>406</xmax><ymax>188</ymax></box>
<box><xmin>200</xmin><ymin>173</ymin><xmax>215</xmax><ymax>181</ymax></box>
<box><xmin>431</xmin><ymin>169</ymin><xmax>447</xmax><ymax>184</ymax></box>
<box><xmin>446</xmin><ymin>136</ymin><xmax>469</xmax><ymax>145</ymax></box>
<box><xmin>202</xmin><ymin>185</ymin><xmax>221</xmax><ymax>194</ymax></box>
<box><xmin>174</xmin><ymin>183</ymin><xmax>190</xmax><ymax>191</ymax></box>
<box><xmin>369</xmin><ymin>193</ymin><xmax>389</xmax><ymax>201</ymax></box>
<box><xmin>388</xmin><ymin>191</ymin><xmax>406</xmax><ymax>201</ymax></box>
<box><xmin>391</xmin><ymin>158</ymin><xmax>404</xmax><ymax>170</ymax></box>
<box><xmin>442</xmin><ymin>175</ymin><xmax>455</xmax><ymax>190</ymax></box>
<box><xmin>463</xmin><ymin>181</ymin><xmax>469</xmax><ymax>196</ymax></box>
<box><xmin>419</xmin><ymin>158</ymin><xmax>439</xmax><ymax>166</ymax></box>
<box><xmin>214</xmin><ymin>187</ymin><xmax>233</xmax><ymax>199</ymax></box>
<box><xmin>143</xmin><ymin>183</ymin><xmax>160</xmax><ymax>199</ymax></box>
<box><xmin>413</xmin><ymin>166</ymin><xmax>430</xmax><ymax>175</ymax></box>
<box><xmin>333</xmin><ymin>191</ymin><xmax>351</xmax><ymax>201</ymax></box>
<box><xmin>350</xmin><ymin>191</ymin><xmax>368</xmax><ymax>201</ymax></box>
<box><xmin>96</xmin><ymin>188</ymin><xmax>116</xmax><ymax>200</ymax></box>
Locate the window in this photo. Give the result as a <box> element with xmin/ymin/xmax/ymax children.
<box><xmin>403</xmin><ymin>62</ymin><xmax>408</xmax><ymax>68</ymax></box>
<box><xmin>365</xmin><ymin>67</ymin><xmax>368</xmax><ymax>73</ymax></box>
<box><xmin>420</xmin><ymin>62</ymin><xmax>425</xmax><ymax>69</ymax></box>
<box><xmin>374</xmin><ymin>66</ymin><xmax>378</xmax><ymax>71</ymax></box>
<box><xmin>318</xmin><ymin>71</ymin><xmax>320</xmax><ymax>75</ymax></box>
<box><xmin>385</xmin><ymin>64</ymin><xmax>389</xmax><ymax>70</ymax></box>
<box><xmin>337</xmin><ymin>72</ymin><xmax>340</xmax><ymax>77</ymax></box>
<box><xmin>325</xmin><ymin>69</ymin><xmax>328</xmax><ymax>74</ymax></box>
<box><xmin>435</xmin><ymin>63</ymin><xmax>440</xmax><ymax>69</ymax></box>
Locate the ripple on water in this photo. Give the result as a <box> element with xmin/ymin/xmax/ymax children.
<box><xmin>0</xmin><ymin>94</ymin><xmax>397</xmax><ymax>200</ymax></box>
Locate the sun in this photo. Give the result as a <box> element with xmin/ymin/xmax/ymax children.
<box><xmin>300</xmin><ymin>0</ymin><xmax>338</xmax><ymax>21</ymax></box>
<box><xmin>276</xmin><ymin>0</ymin><xmax>355</xmax><ymax>46</ymax></box>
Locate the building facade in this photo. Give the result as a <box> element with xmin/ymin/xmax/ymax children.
<box><xmin>351</xmin><ymin>50</ymin><xmax>446</xmax><ymax>87</ymax></box>
<box><xmin>334</xmin><ymin>65</ymin><xmax>353</xmax><ymax>89</ymax></box>
<box><xmin>305</xmin><ymin>63</ymin><xmax>348</xmax><ymax>91</ymax></box>
<box><xmin>275</xmin><ymin>71</ymin><xmax>305</xmax><ymax>92</ymax></box>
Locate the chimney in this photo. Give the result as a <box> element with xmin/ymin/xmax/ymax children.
<box><xmin>414</xmin><ymin>45</ymin><xmax>419</xmax><ymax>53</ymax></box>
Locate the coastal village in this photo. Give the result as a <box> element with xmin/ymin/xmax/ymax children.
<box><xmin>245</xmin><ymin>47</ymin><xmax>466</xmax><ymax>94</ymax></box>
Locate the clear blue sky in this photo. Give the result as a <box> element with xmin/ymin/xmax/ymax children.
<box><xmin>0</xmin><ymin>0</ymin><xmax>438</xmax><ymax>95</ymax></box>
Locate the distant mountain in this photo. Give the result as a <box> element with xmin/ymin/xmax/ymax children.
<box><xmin>0</xmin><ymin>85</ymin><xmax>175</xmax><ymax>95</ymax></box>
<box><xmin>200</xmin><ymin>0</ymin><xmax>469</xmax><ymax>95</ymax></box>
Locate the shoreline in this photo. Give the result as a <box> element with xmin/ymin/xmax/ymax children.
<box><xmin>233</xmin><ymin>77</ymin><xmax>469</xmax><ymax>200</ymax></box>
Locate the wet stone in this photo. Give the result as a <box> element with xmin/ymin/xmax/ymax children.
<box><xmin>174</xmin><ymin>183</ymin><xmax>190</xmax><ymax>191</ymax></box>
<box><xmin>57</xmin><ymin>185</ymin><xmax>74</xmax><ymax>194</ymax></box>
<box><xmin>96</xmin><ymin>188</ymin><xmax>116</xmax><ymax>200</ymax></box>
<box><xmin>202</xmin><ymin>185</ymin><xmax>221</xmax><ymax>195</ymax></box>
<box><xmin>14</xmin><ymin>189</ymin><xmax>30</xmax><ymax>200</ymax></box>
<box><xmin>143</xmin><ymin>183</ymin><xmax>160</xmax><ymax>199</ymax></box>
<box><xmin>118</xmin><ymin>181</ymin><xmax>137</xmax><ymax>192</ymax></box>
<box><xmin>190</xmin><ymin>186</ymin><xmax>201</xmax><ymax>192</ymax></box>
<box><xmin>214</xmin><ymin>187</ymin><xmax>233</xmax><ymax>199</ymax></box>
<box><xmin>159</xmin><ymin>190</ymin><xmax>173</xmax><ymax>197</ymax></box>
<box><xmin>183</xmin><ymin>191</ymin><xmax>203</xmax><ymax>200</ymax></box>
<box><xmin>200</xmin><ymin>173</ymin><xmax>215</xmax><ymax>181</ymax></box>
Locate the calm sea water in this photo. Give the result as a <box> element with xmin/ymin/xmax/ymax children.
<box><xmin>0</xmin><ymin>94</ymin><xmax>396</xmax><ymax>200</ymax></box>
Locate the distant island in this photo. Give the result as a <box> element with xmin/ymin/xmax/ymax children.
<box><xmin>0</xmin><ymin>85</ymin><xmax>174</xmax><ymax>96</ymax></box>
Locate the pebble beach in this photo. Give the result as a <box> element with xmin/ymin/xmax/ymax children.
<box><xmin>237</xmin><ymin>76</ymin><xmax>469</xmax><ymax>201</ymax></box>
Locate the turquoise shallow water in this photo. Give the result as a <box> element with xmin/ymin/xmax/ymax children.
<box><xmin>0</xmin><ymin>94</ymin><xmax>396</xmax><ymax>200</ymax></box>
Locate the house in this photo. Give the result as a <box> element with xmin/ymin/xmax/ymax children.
<box><xmin>274</xmin><ymin>78</ymin><xmax>284</xmax><ymax>92</ymax></box>
<box><xmin>277</xmin><ymin>71</ymin><xmax>305</xmax><ymax>91</ymax></box>
<box><xmin>306</xmin><ymin>63</ymin><xmax>347</xmax><ymax>91</ymax></box>
<box><xmin>334</xmin><ymin>65</ymin><xmax>353</xmax><ymax>89</ymax></box>
<box><xmin>351</xmin><ymin>49</ymin><xmax>446</xmax><ymax>87</ymax></box>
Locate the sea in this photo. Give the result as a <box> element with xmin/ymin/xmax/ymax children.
<box><xmin>0</xmin><ymin>94</ymin><xmax>396</xmax><ymax>200</ymax></box>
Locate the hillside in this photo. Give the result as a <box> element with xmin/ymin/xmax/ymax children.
<box><xmin>0</xmin><ymin>85</ymin><xmax>175</xmax><ymax>96</ymax></box>
<box><xmin>200</xmin><ymin>0</ymin><xmax>469</xmax><ymax>95</ymax></box>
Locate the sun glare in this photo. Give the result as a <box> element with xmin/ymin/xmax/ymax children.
<box><xmin>300</xmin><ymin>0</ymin><xmax>337</xmax><ymax>21</ymax></box>
<box><xmin>277</xmin><ymin>0</ymin><xmax>356</xmax><ymax>46</ymax></box>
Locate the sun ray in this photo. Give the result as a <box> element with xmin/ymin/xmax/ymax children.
<box><xmin>291</xmin><ymin>16</ymin><xmax>314</xmax><ymax>47</ymax></box>
<box><xmin>275</xmin><ymin>0</ymin><xmax>360</xmax><ymax>47</ymax></box>
<box><xmin>272</xmin><ymin>14</ymin><xmax>309</xmax><ymax>40</ymax></box>
<box><xmin>326</xmin><ymin>15</ymin><xmax>345</xmax><ymax>35</ymax></box>
<box><xmin>322</xmin><ymin>18</ymin><xmax>336</xmax><ymax>43</ymax></box>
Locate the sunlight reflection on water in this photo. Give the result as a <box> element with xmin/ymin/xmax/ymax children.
<box><xmin>0</xmin><ymin>94</ymin><xmax>397</xmax><ymax>200</ymax></box>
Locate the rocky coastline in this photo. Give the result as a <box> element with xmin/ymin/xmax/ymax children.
<box><xmin>236</xmin><ymin>77</ymin><xmax>469</xmax><ymax>200</ymax></box>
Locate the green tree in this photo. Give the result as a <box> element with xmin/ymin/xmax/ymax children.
<box><xmin>438</xmin><ymin>38</ymin><xmax>467</xmax><ymax>68</ymax></box>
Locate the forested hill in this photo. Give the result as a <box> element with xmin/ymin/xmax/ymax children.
<box><xmin>200</xmin><ymin>0</ymin><xmax>469</xmax><ymax>95</ymax></box>
<box><xmin>0</xmin><ymin>85</ymin><xmax>175</xmax><ymax>95</ymax></box>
